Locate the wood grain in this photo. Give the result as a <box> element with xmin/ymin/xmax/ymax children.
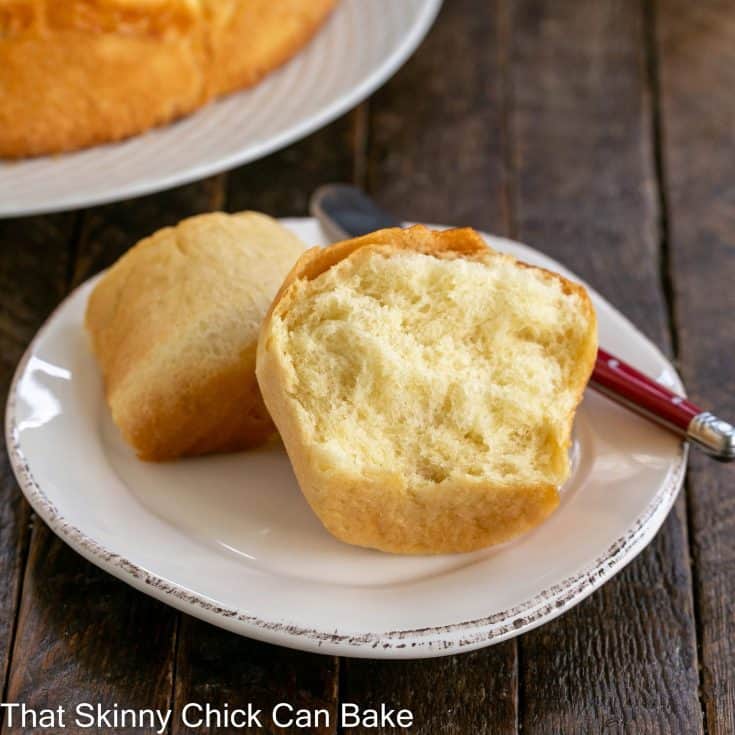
<box><xmin>508</xmin><ymin>0</ymin><xmax>702</xmax><ymax>732</ymax></box>
<box><xmin>341</xmin><ymin>2</ymin><xmax>519</xmax><ymax>734</ymax></box>
<box><xmin>366</xmin><ymin>0</ymin><xmax>511</xmax><ymax>231</ymax></box>
<box><xmin>227</xmin><ymin>112</ymin><xmax>365</xmax><ymax>217</ymax></box>
<box><xmin>0</xmin><ymin>214</ymin><xmax>74</xmax><ymax>725</ymax></box>
<box><xmin>655</xmin><ymin>1</ymin><xmax>735</xmax><ymax>732</ymax></box>
<box><xmin>3</xmin><ymin>524</ymin><xmax>176</xmax><ymax>735</ymax></box>
<box><xmin>341</xmin><ymin>649</ymin><xmax>517</xmax><ymax>735</ymax></box>
<box><xmin>171</xmin><ymin>117</ymin><xmax>358</xmax><ymax>735</ymax></box>
<box><xmin>173</xmin><ymin>617</ymin><xmax>338</xmax><ymax>735</ymax></box>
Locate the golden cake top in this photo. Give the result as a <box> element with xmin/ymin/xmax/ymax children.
<box><xmin>0</xmin><ymin>0</ymin><xmax>205</xmax><ymax>37</ymax></box>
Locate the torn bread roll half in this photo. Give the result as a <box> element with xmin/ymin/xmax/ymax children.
<box><xmin>86</xmin><ymin>211</ymin><xmax>304</xmax><ymax>461</ymax></box>
<box><xmin>256</xmin><ymin>225</ymin><xmax>598</xmax><ymax>554</ymax></box>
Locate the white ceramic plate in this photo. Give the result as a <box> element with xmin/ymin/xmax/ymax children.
<box><xmin>6</xmin><ymin>219</ymin><xmax>686</xmax><ymax>659</ymax></box>
<box><xmin>0</xmin><ymin>0</ymin><xmax>441</xmax><ymax>218</ymax></box>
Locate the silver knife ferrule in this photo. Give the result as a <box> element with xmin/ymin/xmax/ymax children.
<box><xmin>687</xmin><ymin>411</ymin><xmax>735</xmax><ymax>461</ymax></box>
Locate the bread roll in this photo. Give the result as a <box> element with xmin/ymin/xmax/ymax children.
<box><xmin>256</xmin><ymin>225</ymin><xmax>598</xmax><ymax>554</ymax></box>
<box><xmin>86</xmin><ymin>211</ymin><xmax>304</xmax><ymax>461</ymax></box>
<box><xmin>0</xmin><ymin>0</ymin><xmax>337</xmax><ymax>157</ymax></box>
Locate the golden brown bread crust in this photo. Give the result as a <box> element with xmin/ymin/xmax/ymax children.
<box><xmin>257</xmin><ymin>226</ymin><xmax>598</xmax><ymax>554</ymax></box>
<box><xmin>0</xmin><ymin>0</ymin><xmax>338</xmax><ymax>157</ymax></box>
<box><xmin>264</xmin><ymin>224</ymin><xmax>493</xmax><ymax>316</ymax></box>
<box><xmin>85</xmin><ymin>210</ymin><xmax>305</xmax><ymax>461</ymax></box>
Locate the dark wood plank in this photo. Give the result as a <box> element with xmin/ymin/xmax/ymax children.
<box><xmin>0</xmin><ymin>214</ymin><xmax>74</xmax><ymax>721</ymax></box>
<box><xmin>341</xmin><ymin>2</ymin><xmax>519</xmax><ymax>734</ymax></box>
<box><xmin>173</xmin><ymin>617</ymin><xmax>338</xmax><ymax>735</ymax></box>
<box><xmin>366</xmin><ymin>1</ymin><xmax>511</xmax><ymax>230</ymax></box>
<box><xmin>3</xmin><ymin>523</ymin><xmax>176</xmax><ymax>735</ymax></box>
<box><xmin>2</xmin><ymin>181</ymin><xmax>225</xmax><ymax>735</ymax></box>
<box><xmin>508</xmin><ymin>0</ymin><xmax>702</xmax><ymax>732</ymax></box>
<box><xmin>227</xmin><ymin>111</ymin><xmax>366</xmax><ymax>215</ymax></box>
<box><xmin>341</xmin><ymin>649</ymin><xmax>517</xmax><ymax>735</ymax></box>
<box><xmin>171</xmin><ymin>117</ymin><xmax>359</xmax><ymax>735</ymax></box>
<box><xmin>655</xmin><ymin>1</ymin><xmax>735</xmax><ymax>732</ymax></box>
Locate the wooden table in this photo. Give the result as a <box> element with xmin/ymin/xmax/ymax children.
<box><xmin>1</xmin><ymin>1</ymin><xmax>734</xmax><ymax>732</ymax></box>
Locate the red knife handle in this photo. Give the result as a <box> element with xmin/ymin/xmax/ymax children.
<box><xmin>592</xmin><ymin>348</ymin><xmax>698</xmax><ymax>432</ymax></box>
<box><xmin>590</xmin><ymin>348</ymin><xmax>735</xmax><ymax>461</ymax></box>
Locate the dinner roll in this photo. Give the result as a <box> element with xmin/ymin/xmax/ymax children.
<box><xmin>86</xmin><ymin>211</ymin><xmax>304</xmax><ymax>461</ymax></box>
<box><xmin>0</xmin><ymin>0</ymin><xmax>337</xmax><ymax>157</ymax></box>
<box><xmin>256</xmin><ymin>226</ymin><xmax>598</xmax><ymax>554</ymax></box>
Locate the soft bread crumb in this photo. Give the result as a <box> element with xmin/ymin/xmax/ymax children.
<box><xmin>257</xmin><ymin>226</ymin><xmax>598</xmax><ymax>554</ymax></box>
<box><xmin>276</xmin><ymin>248</ymin><xmax>591</xmax><ymax>486</ymax></box>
